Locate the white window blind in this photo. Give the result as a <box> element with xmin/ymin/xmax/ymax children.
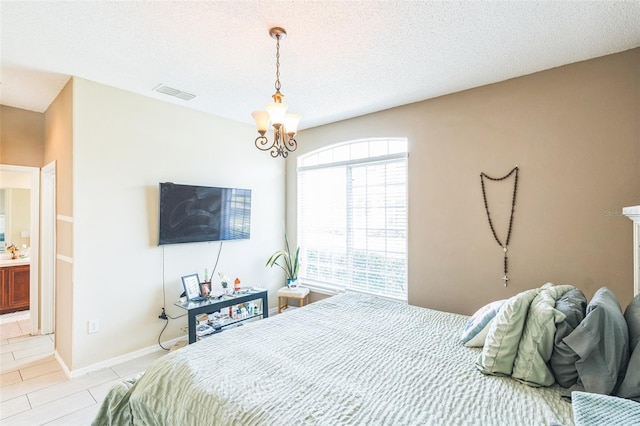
<box><xmin>297</xmin><ymin>139</ymin><xmax>408</xmax><ymax>300</ymax></box>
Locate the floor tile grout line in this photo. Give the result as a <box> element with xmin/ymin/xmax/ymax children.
<box><xmin>26</xmin><ymin>391</ymin><xmax>34</xmax><ymax>410</ymax></box>
<box><xmin>22</xmin><ymin>366</ymin><xmax>126</xmax><ymax>410</ymax></box>
<box><xmin>2</xmin><ymin>370</ymin><xmax>68</xmax><ymax>401</ymax></box>
<box><xmin>88</xmin><ymin>388</ymin><xmax>98</xmax><ymax>404</ymax></box>
<box><xmin>3</xmin><ymin>390</ymin><xmax>95</xmax><ymax>425</ymax></box>
<box><xmin>2</xmin><ymin>353</ymin><xmax>56</xmax><ymax>374</ymax></box>
<box><xmin>51</xmin><ymin>390</ymin><xmax>101</xmax><ymax>426</ymax></box>
<box><xmin>1</xmin><ymin>321</ymin><xmax>168</xmax><ymax>425</ymax></box>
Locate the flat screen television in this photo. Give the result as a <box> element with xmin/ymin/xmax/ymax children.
<box><xmin>158</xmin><ymin>182</ymin><xmax>251</xmax><ymax>245</ymax></box>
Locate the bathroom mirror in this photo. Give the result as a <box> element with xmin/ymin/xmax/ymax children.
<box><xmin>0</xmin><ymin>171</ymin><xmax>31</xmax><ymax>254</ymax></box>
<box><xmin>0</xmin><ymin>189</ymin><xmax>4</xmax><ymax>250</ymax></box>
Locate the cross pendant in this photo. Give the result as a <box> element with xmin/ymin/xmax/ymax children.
<box><xmin>502</xmin><ymin>275</ymin><xmax>509</xmax><ymax>287</ymax></box>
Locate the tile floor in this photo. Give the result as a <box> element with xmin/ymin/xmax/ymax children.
<box><xmin>1</xmin><ymin>313</ymin><xmax>167</xmax><ymax>425</ymax></box>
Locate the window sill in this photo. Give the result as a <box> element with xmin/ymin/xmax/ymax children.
<box><xmin>298</xmin><ymin>280</ymin><xmax>345</xmax><ymax>297</ymax></box>
<box><xmin>299</xmin><ymin>280</ymin><xmax>407</xmax><ymax>302</ymax></box>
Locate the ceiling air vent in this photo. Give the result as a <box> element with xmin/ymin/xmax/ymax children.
<box><xmin>153</xmin><ymin>84</ymin><xmax>196</xmax><ymax>101</ymax></box>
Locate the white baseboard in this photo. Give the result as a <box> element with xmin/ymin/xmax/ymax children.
<box><xmin>61</xmin><ymin>311</ymin><xmax>282</xmax><ymax>378</ymax></box>
<box><xmin>64</xmin><ymin>336</ymin><xmax>185</xmax><ymax>378</ymax></box>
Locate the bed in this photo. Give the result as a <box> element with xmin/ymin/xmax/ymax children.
<box><xmin>93</xmin><ymin>292</ymin><xmax>575</xmax><ymax>425</ymax></box>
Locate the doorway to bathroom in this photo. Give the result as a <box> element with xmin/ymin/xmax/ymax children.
<box><xmin>0</xmin><ymin>164</ymin><xmax>47</xmax><ymax>336</ymax></box>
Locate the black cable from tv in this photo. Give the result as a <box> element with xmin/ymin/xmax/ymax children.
<box><xmin>210</xmin><ymin>241</ymin><xmax>223</xmax><ymax>282</ymax></box>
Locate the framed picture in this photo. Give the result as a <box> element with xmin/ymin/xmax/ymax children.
<box><xmin>181</xmin><ymin>273</ymin><xmax>202</xmax><ymax>301</ymax></box>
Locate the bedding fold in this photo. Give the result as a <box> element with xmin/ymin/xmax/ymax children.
<box><xmin>511</xmin><ymin>284</ymin><xmax>574</xmax><ymax>387</ymax></box>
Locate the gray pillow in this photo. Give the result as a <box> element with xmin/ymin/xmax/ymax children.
<box><xmin>624</xmin><ymin>294</ymin><xmax>640</xmax><ymax>349</ymax></box>
<box><xmin>618</xmin><ymin>294</ymin><xmax>640</xmax><ymax>401</ymax></box>
<box><xmin>563</xmin><ymin>287</ymin><xmax>629</xmax><ymax>395</ymax></box>
<box><xmin>550</xmin><ymin>289</ymin><xmax>587</xmax><ymax>388</ymax></box>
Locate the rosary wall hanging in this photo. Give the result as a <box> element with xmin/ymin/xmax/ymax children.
<box><xmin>480</xmin><ymin>166</ymin><xmax>519</xmax><ymax>286</ymax></box>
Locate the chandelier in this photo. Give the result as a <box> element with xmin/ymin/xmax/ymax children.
<box><xmin>252</xmin><ymin>27</ymin><xmax>301</xmax><ymax>158</ymax></box>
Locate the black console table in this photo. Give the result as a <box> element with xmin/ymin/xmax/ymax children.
<box><xmin>175</xmin><ymin>289</ymin><xmax>268</xmax><ymax>344</ymax></box>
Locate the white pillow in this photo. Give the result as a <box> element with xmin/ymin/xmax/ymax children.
<box><xmin>460</xmin><ymin>299</ymin><xmax>506</xmax><ymax>347</ymax></box>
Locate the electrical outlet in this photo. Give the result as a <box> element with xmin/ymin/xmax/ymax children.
<box><xmin>88</xmin><ymin>320</ymin><xmax>100</xmax><ymax>334</ymax></box>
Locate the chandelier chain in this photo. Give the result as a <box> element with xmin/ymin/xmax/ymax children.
<box><xmin>274</xmin><ymin>36</ymin><xmax>281</xmax><ymax>93</ymax></box>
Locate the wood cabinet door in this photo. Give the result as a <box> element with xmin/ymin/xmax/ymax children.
<box><xmin>0</xmin><ymin>268</ymin><xmax>6</xmax><ymax>309</ymax></box>
<box><xmin>3</xmin><ymin>265</ymin><xmax>30</xmax><ymax>313</ymax></box>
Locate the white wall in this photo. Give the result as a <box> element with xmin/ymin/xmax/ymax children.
<box><xmin>71</xmin><ymin>78</ymin><xmax>285</xmax><ymax>370</ymax></box>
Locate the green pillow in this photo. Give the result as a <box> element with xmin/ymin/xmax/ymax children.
<box><xmin>512</xmin><ymin>284</ymin><xmax>574</xmax><ymax>386</ymax></box>
<box><xmin>477</xmin><ymin>288</ymin><xmax>539</xmax><ymax>376</ymax></box>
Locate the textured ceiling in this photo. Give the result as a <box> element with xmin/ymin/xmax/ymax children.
<box><xmin>1</xmin><ymin>1</ymin><xmax>639</xmax><ymax>129</ymax></box>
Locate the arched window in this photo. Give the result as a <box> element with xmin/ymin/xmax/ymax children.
<box><xmin>297</xmin><ymin>138</ymin><xmax>408</xmax><ymax>300</ymax></box>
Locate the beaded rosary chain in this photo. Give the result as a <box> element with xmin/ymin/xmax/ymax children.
<box><xmin>480</xmin><ymin>166</ymin><xmax>519</xmax><ymax>286</ymax></box>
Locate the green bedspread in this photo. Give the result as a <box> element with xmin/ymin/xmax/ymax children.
<box><xmin>93</xmin><ymin>292</ymin><xmax>574</xmax><ymax>425</ymax></box>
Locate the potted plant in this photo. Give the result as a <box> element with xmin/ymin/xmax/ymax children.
<box><xmin>218</xmin><ymin>272</ymin><xmax>230</xmax><ymax>295</ymax></box>
<box><xmin>266</xmin><ymin>231</ymin><xmax>300</xmax><ymax>288</ymax></box>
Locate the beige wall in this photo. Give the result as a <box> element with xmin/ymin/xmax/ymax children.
<box><xmin>2</xmin><ymin>48</ymin><xmax>638</xmax><ymax>371</ymax></box>
<box><xmin>0</xmin><ymin>105</ymin><xmax>44</xmax><ymax>167</ymax></box>
<box><xmin>44</xmin><ymin>79</ymin><xmax>74</xmax><ymax>368</ymax></box>
<box><xmin>291</xmin><ymin>48</ymin><xmax>640</xmax><ymax>315</ymax></box>
<box><xmin>44</xmin><ymin>80</ymin><xmax>74</xmax><ymax>216</ymax></box>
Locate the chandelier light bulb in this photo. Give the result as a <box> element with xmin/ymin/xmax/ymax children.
<box><xmin>283</xmin><ymin>113</ymin><xmax>301</xmax><ymax>135</ymax></box>
<box><xmin>265</xmin><ymin>101</ymin><xmax>288</xmax><ymax>126</ymax></box>
<box><xmin>251</xmin><ymin>111</ymin><xmax>270</xmax><ymax>134</ymax></box>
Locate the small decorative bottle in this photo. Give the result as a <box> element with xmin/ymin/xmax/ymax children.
<box><xmin>201</xmin><ymin>268</ymin><xmax>211</xmax><ymax>297</ymax></box>
<box><xmin>234</xmin><ymin>277</ymin><xmax>241</xmax><ymax>292</ymax></box>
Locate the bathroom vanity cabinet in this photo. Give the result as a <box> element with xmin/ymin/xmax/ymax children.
<box><xmin>0</xmin><ymin>264</ymin><xmax>30</xmax><ymax>314</ymax></box>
